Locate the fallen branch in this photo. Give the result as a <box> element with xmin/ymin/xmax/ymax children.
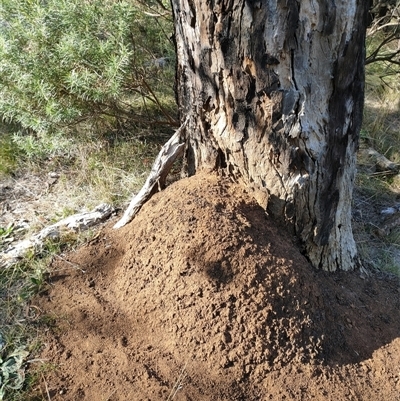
<box><xmin>364</xmin><ymin>148</ymin><xmax>399</xmax><ymax>174</ymax></box>
<box><xmin>113</xmin><ymin>118</ymin><xmax>188</xmax><ymax>229</ymax></box>
<box><xmin>0</xmin><ymin>203</ymin><xmax>114</xmax><ymax>268</ymax></box>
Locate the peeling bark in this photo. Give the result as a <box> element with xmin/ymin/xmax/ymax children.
<box><xmin>172</xmin><ymin>0</ymin><xmax>369</xmax><ymax>271</ymax></box>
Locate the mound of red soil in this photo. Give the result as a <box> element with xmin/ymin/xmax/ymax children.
<box><xmin>35</xmin><ymin>173</ymin><xmax>400</xmax><ymax>400</ymax></box>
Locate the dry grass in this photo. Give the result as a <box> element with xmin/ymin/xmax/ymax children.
<box><xmin>0</xmin><ymin>122</ymin><xmax>171</xmax><ymax>400</ymax></box>
<box><xmin>354</xmin><ymin>59</ymin><xmax>400</xmax><ymax>276</ymax></box>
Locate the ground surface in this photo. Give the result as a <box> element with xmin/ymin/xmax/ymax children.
<box><xmin>33</xmin><ymin>172</ymin><xmax>400</xmax><ymax>401</ymax></box>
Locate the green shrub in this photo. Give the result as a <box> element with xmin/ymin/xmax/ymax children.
<box><xmin>0</xmin><ymin>135</ymin><xmax>18</xmax><ymax>176</ymax></box>
<box><xmin>0</xmin><ymin>0</ymin><xmax>175</xmax><ymax>139</ymax></box>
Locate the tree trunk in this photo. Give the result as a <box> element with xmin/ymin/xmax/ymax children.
<box><xmin>171</xmin><ymin>0</ymin><xmax>368</xmax><ymax>271</ymax></box>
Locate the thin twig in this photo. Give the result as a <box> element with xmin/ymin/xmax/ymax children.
<box><xmin>103</xmin><ymin>390</ymin><xmax>116</xmax><ymax>401</ymax></box>
<box><xmin>42</xmin><ymin>374</ymin><xmax>52</xmax><ymax>401</ymax></box>
<box><xmin>54</xmin><ymin>254</ymin><xmax>86</xmax><ymax>273</ymax></box>
<box><xmin>167</xmin><ymin>361</ymin><xmax>188</xmax><ymax>401</ymax></box>
<box><xmin>26</xmin><ymin>358</ymin><xmax>49</xmax><ymax>364</ymax></box>
<box><xmin>141</xmin><ymin>78</ymin><xmax>178</xmax><ymax>126</ymax></box>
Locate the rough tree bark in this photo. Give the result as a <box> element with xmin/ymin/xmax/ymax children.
<box><xmin>171</xmin><ymin>0</ymin><xmax>369</xmax><ymax>271</ymax></box>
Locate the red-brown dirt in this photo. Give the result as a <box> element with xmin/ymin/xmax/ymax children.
<box><xmin>34</xmin><ymin>172</ymin><xmax>400</xmax><ymax>400</ymax></box>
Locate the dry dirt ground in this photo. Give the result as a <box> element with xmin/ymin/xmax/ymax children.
<box><xmin>32</xmin><ymin>172</ymin><xmax>400</xmax><ymax>401</ymax></box>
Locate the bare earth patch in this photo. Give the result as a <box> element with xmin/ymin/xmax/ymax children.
<box><xmin>30</xmin><ymin>172</ymin><xmax>400</xmax><ymax>400</ymax></box>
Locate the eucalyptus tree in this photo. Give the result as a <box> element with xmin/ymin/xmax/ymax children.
<box><xmin>170</xmin><ymin>1</ymin><xmax>369</xmax><ymax>271</ymax></box>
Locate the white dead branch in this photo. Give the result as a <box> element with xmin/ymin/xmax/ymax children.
<box><xmin>113</xmin><ymin>118</ymin><xmax>188</xmax><ymax>229</ymax></box>
<box><xmin>143</xmin><ymin>11</ymin><xmax>170</xmax><ymax>17</ymax></box>
<box><xmin>0</xmin><ymin>203</ymin><xmax>114</xmax><ymax>268</ymax></box>
<box><xmin>366</xmin><ymin>148</ymin><xmax>399</xmax><ymax>174</ymax></box>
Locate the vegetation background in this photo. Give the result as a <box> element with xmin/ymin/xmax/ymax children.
<box><xmin>0</xmin><ymin>0</ymin><xmax>399</xmax><ymax>399</ymax></box>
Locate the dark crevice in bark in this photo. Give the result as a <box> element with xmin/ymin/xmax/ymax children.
<box><xmin>217</xmin><ymin>148</ymin><xmax>227</xmax><ymax>169</ymax></box>
<box><xmin>237</xmin><ymin>0</ymin><xmax>246</xmax><ymax>57</ymax></box>
<box><xmin>290</xmin><ymin>49</ymin><xmax>299</xmax><ymax>91</ymax></box>
<box><xmin>263</xmin><ymin>54</ymin><xmax>280</xmax><ymax>66</ymax></box>
<box><xmin>284</xmin><ymin>0</ymin><xmax>300</xmax><ymax>50</ymax></box>
<box><xmin>320</xmin><ymin>0</ymin><xmax>337</xmax><ymax>36</ymax></box>
<box><xmin>219</xmin><ymin>11</ymin><xmax>233</xmax><ymax>61</ymax></box>
<box><xmin>309</xmin><ymin>164</ymin><xmax>321</xmax><ymax>240</ymax></box>
<box><xmin>318</xmin><ymin>250</ymin><xmax>324</xmax><ymax>270</ymax></box>
<box><xmin>185</xmin><ymin>137</ymin><xmax>196</xmax><ymax>176</ymax></box>
<box><xmin>187</xmin><ymin>0</ymin><xmax>196</xmax><ymax>28</ymax></box>
<box><xmin>246</xmin><ymin>77</ymin><xmax>257</xmax><ymax>104</ymax></box>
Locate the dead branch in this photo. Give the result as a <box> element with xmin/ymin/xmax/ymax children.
<box><xmin>365</xmin><ymin>148</ymin><xmax>400</xmax><ymax>174</ymax></box>
<box><xmin>113</xmin><ymin>118</ymin><xmax>188</xmax><ymax>229</ymax></box>
<box><xmin>0</xmin><ymin>204</ymin><xmax>114</xmax><ymax>268</ymax></box>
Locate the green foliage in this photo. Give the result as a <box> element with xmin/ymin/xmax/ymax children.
<box><xmin>0</xmin><ymin>265</ymin><xmax>34</xmax><ymax>400</ymax></box>
<box><xmin>0</xmin><ymin>126</ymin><xmax>21</xmax><ymax>176</ymax></box>
<box><xmin>0</xmin><ymin>224</ymin><xmax>15</xmax><ymax>250</ymax></box>
<box><xmin>0</xmin><ymin>127</ymin><xmax>79</xmax><ymax>177</ymax></box>
<box><xmin>0</xmin><ymin>341</ymin><xmax>29</xmax><ymax>400</ymax></box>
<box><xmin>0</xmin><ymin>0</ymin><xmax>176</xmax><ymax>139</ymax></box>
<box><xmin>12</xmin><ymin>130</ymin><xmax>76</xmax><ymax>161</ymax></box>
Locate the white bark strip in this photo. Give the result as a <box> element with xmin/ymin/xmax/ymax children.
<box><xmin>113</xmin><ymin>119</ymin><xmax>188</xmax><ymax>229</ymax></box>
